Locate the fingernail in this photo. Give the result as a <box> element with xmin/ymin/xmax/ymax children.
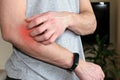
<box><xmin>28</xmin><ymin>22</ymin><xmax>34</xmax><ymax>29</ymax></box>
<box><xmin>30</xmin><ymin>31</ymin><xmax>34</xmax><ymax>37</ymax></box>
<box><xmin>25</xmin><ymin>19</ymin><xmax>30</xmax><ymax>23</ymax></box>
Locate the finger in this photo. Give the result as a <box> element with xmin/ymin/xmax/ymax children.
<box><xmin>26</xmin><ymin>12</ymin><xmax>49</xmax><ymax>21</ymax></box>
<box><xmin>27</xmin><ymin>15</ymin><xmax>48</xmax><ymax>29</ymax></box>
<box><xmin>41</xmin><ymin>34</ymin><xmax>58</xmax><ymax>45</ymax></box>
<box><xmin>97</xmin><ymin>66</ymin><xmax>104</xmax><ymax>79</ymax></box>
<box><xmin>34</xmin><ymin>29</ymin><xmax>55</xmax><ymax>42</ymax></box>
<box><xmin>100</xmin><ymin>76</ymin><xmax>104</xmax><ymax>80</ymax></box>
<box><xmin>26</xmin><ymin>14</ymin><xmax>41</xmax><ymax>22</ymax></box>
<box><xmin>30</xmin><ymin>23</ymin><xmax>49</xmax><ymax>37</ymax></box>
<box><xmin>101</xmin><ymin>71</ymin><xmax>105</xmax><ymax>79</ymax></box>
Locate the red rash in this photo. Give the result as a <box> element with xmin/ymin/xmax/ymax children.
<box><xmin>19</xmin><ymin>23</ymin><xmax>34</xmax><ymax>43</ymax></box>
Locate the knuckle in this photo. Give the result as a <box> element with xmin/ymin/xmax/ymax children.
<box><xmin>43</xmin><ymin>34</ymin><xmax>49</xmax><ymax>40</ymax></box>
<box><xmin>34</xmin><ymin>18</ymin><xmax>39</xmax><ymax>25</ymax></box>
<box><xmin>32</xmin><ymin>29</ymin><xmax>39</xmax><ymax>36</ymax></box>
<box><xmin>38</xmin><ymin>27</ymin><xmax>44</xmax><ymax>33</ymax></box>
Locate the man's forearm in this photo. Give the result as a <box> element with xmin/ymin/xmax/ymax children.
<box><xmin>64</xmin><ymin>0</ymin><xmax>97</xmax><ymax>35</ymax></box>
<box><xmin>0</xmin><ymin>0</ymin><xmax>74</xmax><ymax>70</ymax></box>
<box><xmin>68</xmin><ymin>11</ymin><xmax>97</xmax><ymax>35</ymax></box>
<box><xmin>9</xmin><ymin>22</ymin><xmax>73</xmax><ymax>69</ymax></box>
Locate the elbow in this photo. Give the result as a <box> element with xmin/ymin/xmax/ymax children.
<box><xmin>1</xmin><ymin>26</ymin><xmax>16</xmax><ymax>43</ymax></box>
<box><xmin>0</xmin><ymin>25</ymin><xmax>11</xmax><ymax>42</ymax></box>
<box><xmin>2</xmin><ymin>34</ymin><xmax>10</xmax><ymax>42</ymax></box>
<box><xmin>1</xmin><ymin>32</ymin><xmax>12</xmax><ymax>42</ymax></box>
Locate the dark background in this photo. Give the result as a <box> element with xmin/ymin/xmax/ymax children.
<box><xmin>81</xmin><ymin>2</ymin><xmax>110</xmax><ymax>44</ymax></box>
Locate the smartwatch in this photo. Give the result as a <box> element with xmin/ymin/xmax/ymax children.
<box><xmin>68</xmin><ymin>53</ymin><xmax>79</xmax><ymax>71</ymax></box>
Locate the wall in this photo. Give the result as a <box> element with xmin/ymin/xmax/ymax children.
<box><xmin>110</xmin><ymin>0</ymin><xmax>117</xmax><ymax>46</ymax></box>
<box><xmin>117</xmin><ymin>0</ymin><xmax>120</xmax><ymax>52</ymax></box>
<box><xmin>0</xmin><ymin>29</ymin><xmax>12</xmax><ymax>69</ymax></box>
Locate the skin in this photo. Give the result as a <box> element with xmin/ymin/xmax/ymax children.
<box><xmin>0</xmin><ymin>0</ymin><xmax>104</xmax><ymax>80</ymax></box>
<box><xmin>26</xmin><ymin>0</ymin><xmax>97</xmax><ymax>44</ymax></box>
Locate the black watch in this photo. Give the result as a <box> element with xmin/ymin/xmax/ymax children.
<box><xmin>68</xmin><ymin>53</ymin><xmax>79</xmax><ymax>71</ymax></box>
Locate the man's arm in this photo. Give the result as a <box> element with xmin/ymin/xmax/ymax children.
<box><xmin>68</xmin><ymin>0</ymin><xmax>97</xmax><ymax>35</ymax></box>
<box><xmin>0</xmin><ymin>0</ymin><xmax>73</xmax><ymax>69</ymax></box>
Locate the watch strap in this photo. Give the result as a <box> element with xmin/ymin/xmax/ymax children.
<box><xmin>68</xmin><ymin>53</ymin><xmax>79</xmax><ymax>71</ymax></box>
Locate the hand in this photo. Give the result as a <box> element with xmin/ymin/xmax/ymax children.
<box><xmin>75</xmin><ymin>60</ymin><xmax>105</xmax><ymax>80</ymax></box>
<box><xmin>26</xmin><ymin>11</ymin><xmax>72</xmax><ymax>45</ymax></box>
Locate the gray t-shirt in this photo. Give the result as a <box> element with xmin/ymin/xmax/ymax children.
<box><xmin>6</xmin><ymin>0</ymin><xmax>85</xmax><ymax>80</ymax></box>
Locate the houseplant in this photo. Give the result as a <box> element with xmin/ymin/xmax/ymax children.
<box><xmin>84</xmin><ymin>34</ymin><xmax>119</xmax><ymax>80</ymax></box>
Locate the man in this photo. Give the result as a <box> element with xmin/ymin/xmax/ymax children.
<box><xmin>0</xmin><ymin>0</ymin><xmax>104</xmax><ymax>80</ymax></box>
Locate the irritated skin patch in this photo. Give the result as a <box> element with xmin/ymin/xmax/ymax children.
<box><xmin>19</xmin><ymin>22</ymin><xmax>43</xmax><ymax>51</ymax></box>
<box><xmin>19</xmin><ymin>23</ymin><xmax>34</xmax><ymax>43</ymax></box>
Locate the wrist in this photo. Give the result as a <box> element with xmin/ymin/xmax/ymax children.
<box><xmin>67</xmin><ymin>12</ymin><xmax>78</xmax><ymax>29</ymax></box>
<box><xmin>67</xmin><ymin>53</ymin><xmax>79</xmax><ymax>71</ymax></box>
<box><xmin>74</xmin><ymin>60</ymin><xmax>84</xmax><ymax>74</ymax></box>
<box><xmin>61</xmin><ymin>11</ymin><xmax>76</xmax><ymax>28</ymax></box>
